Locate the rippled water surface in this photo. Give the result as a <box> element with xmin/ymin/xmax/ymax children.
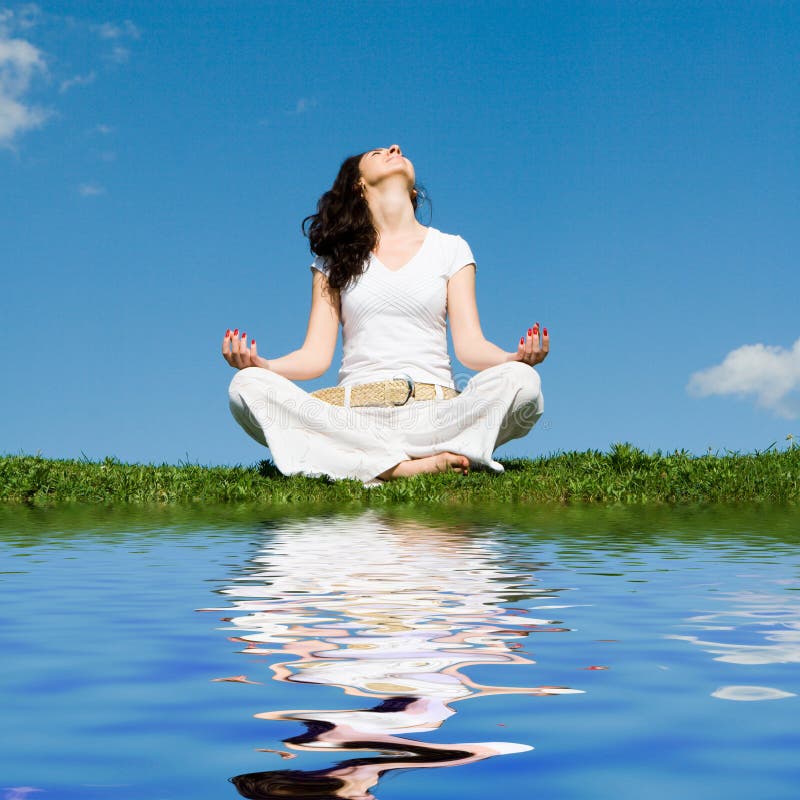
<box><xmin>1</xmin><ymin>504</ymin><xmax>799</xmax><ymax>799</ymax></box>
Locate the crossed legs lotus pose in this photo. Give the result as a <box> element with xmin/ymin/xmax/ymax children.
<box><xmin>378</xmin><ymin>452</ymin><xmax>471</xmax><ymax>480</ymax></box>
<box><xmin>223</xmin><ymin>143</ymin><xmax>549</xmax><ymax>484</ymax></box>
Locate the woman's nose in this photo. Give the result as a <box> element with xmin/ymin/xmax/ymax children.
<box><xmin>388</xmin><ymin>143</ymin><xmax>402</xmax><ymax>155</ymax></box>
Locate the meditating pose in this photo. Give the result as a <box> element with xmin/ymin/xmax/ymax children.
<box><xmin>223</xmin><ymin>144</ymin><xmax>549</xmax><ymax>485</ymax></box>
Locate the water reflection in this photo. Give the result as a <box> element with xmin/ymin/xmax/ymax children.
<box><xmin>204</xmin><ymin>510</ymin><xmax>581</xmax><ymax>799</ymax></box>
<box><xmin>668</xmin><ymin>588</ymin><xmax>800</xmax><ymax>703</ymax></box>
<box><xmin>669</xmin><ymin>590</ymin><xmax>800</xmax><ymax>666</ymax></box>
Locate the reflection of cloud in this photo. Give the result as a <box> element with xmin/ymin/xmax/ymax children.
<box><xmin>2</xmin><ymin>788</ymin><xmax>43</xmax><ymax>800</ymax></box>
<box><xmin>687</xmin><ymin>337</ymin><xmax>800</xmax><ymax>419</ymax></box>
<box><xmin>667</xmin><ymin>591</ymin><xmax>800</xmax><ymax>665</ymax></box>
<box><xmin>712</xmin><ymin>685</ymin><xmax>796</xmax><ymax>702</ymax></box>
<box><xmin>205</xmin><ymin>511</ymin><xmax>580</xmax><ymax>799</ymax></box>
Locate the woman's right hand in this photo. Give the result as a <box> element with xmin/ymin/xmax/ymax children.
<box><xmin>513</xmin><ymin>322</ymin><xmax>549</xmax><ymax>366</ymax></box>
<box><xmin>222</xmin><ymin>329</ymin><xmax>268</xmax><ymax>370</ymax></box>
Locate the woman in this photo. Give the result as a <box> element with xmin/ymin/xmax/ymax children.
<box><xmin>223</xmin><ymin>144</ymin><xmax>549</xmax><ymax>485</ymax></box>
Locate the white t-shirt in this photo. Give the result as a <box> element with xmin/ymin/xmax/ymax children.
<box><xmin>309</xmin><ymin>226</ymin><xmax>476</xmax><ymax>389</ymax></box>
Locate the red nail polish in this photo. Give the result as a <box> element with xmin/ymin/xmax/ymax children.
<box><xmin>233</xmin><ymin>328</ymin><xmax>239</xmax><ymax>336</ymax></box>
<box><xmin>520</xmin><ymin>337</ymin><xmax>524</xmax><ymax>346</ymax></box>
<box><xmin>225</xmin><ymin>329</ymin><xmax>230</xmax><ymax>337</ymax></box>
<box><xmin>242</xmin><ymin>332</ymin><xmax>246</xmax><ymax>339</ymax></box>
<box><xmin>527</xmin><ymin>328</ymin><xmax>532</xmax><ymax>336</ymax></box>
<box><xmin>543</xmin><ymin>327</ymin><xmax>548</xmax><ymax>336</ymax></box>
<box><xmin>251</xmin><ymin>339</ymin><xmax>256</xmax><ymax>345</ymax></box>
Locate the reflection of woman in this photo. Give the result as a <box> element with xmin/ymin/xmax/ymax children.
<box><xmin>224</xmin><ymin>144</ymin><xmax>548</xmax><ymax>485</ymax></box>
<box><xmin>216</xmin><ymin>512</ymin><xmax>579</xmax><ymax>799</ymax></box>
<box><xmin>230</xmin><ymin>740</ymin><xmax>531</xmax><ymax>800</ymax></box>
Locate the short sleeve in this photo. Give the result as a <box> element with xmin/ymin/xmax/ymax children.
<box><xmin>310</xmin><ymin>255</ymin><xmax>330</xmax><ymax>276</ymax></box>
<box><xmin>448</xmin><ymin>235</ymin><xmax>477</xmax><ymax>279</ymax></box>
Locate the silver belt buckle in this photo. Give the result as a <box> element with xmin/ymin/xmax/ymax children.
<box><xmin>391</xmin><ymin>373</ymin><xmax>415</xmax><ymax>405</ymax></box>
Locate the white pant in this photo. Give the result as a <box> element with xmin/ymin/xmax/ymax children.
<box><xmin>228</xmin><ymin>361</ymin><xmax>544</xmax><ymax>484</ymax></box>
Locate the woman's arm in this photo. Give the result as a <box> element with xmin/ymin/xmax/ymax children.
<box><xmin>222</xmin><ymin>270</ymin><xmax>340</xmax><ymax>380</ymax></box>
<box><xmin>447</xmin><ymin>265</ymin><xmax>549</xmax><ymax>370</ymax></box>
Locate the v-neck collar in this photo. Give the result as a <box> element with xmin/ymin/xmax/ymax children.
<box><xmin>371</xmin><ymin>227</ymin><xmax>433</xmax><ymax>274</ymax></box>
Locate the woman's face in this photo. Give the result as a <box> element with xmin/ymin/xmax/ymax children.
<box><xmin>358</xmin><ymin>144</ymin><xmax>415</xmax><ymax>191</ymax></box>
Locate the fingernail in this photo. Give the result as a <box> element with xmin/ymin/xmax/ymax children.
<box><xmin>533</xmin><ymin>326</ymin><xmax>539</xmax><ymax>334</ymax></box>
<box><xmin>251</xmin><ymin>339</ymin><xmax>256</xmax><ymax>345</ymax></box>
<box><xmin>233</xmin><ymin>328</ymin><xmax>239</xmax><ymax>336</ymax></box>
<box><xmin>241</xmin><ymin>332</ymin><xmax>246</xmax><ymax>340</ymax></box>
<box><xmin>527</xmin><ymin>328</ymin><xmax>532</xmax><ymax>336</ymax></box>
<box><xmin>520</xmin><ymin>337</ymin><xmax>524</xmax><ymax>346</ymax></box>
<box><xmin>543</xmin><ymin>327</ymin><xmax>548</xmax><ymax>336</ymax></box>
<box><xmin>225</xmin><ymin>329</ymin><xmax>230</xmax><ymax>337</ymax></box>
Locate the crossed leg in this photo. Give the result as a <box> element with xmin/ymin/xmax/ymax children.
<box><xmin>377</xmin><ymin>452</ymin><xmax>470</xmax><ymax>480</ymax></box>
<box><xmin>376</xmin><ymin>362</ymin><xmax>543</xmax><ymax>482</ymax></box>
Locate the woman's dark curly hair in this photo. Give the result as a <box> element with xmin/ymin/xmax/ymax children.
<box><xmin>229</xmin><ymin>769</ymin><xmax>346</xmax><ymax>799</ymax></box>
<box><xmin>229</xmin><ymin>743</ymin><xmax>473</xmax><ymax>799</ymax></box>
<box><xmin>302</xmin><ymin>152</ymin><xmax>428</xmax><ymax>292</ymax></box>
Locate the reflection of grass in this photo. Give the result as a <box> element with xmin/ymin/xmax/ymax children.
<box><xmin>2</xmin><ymin>442</ymin><xmax>799</xmax><ymax>505</ymax></box>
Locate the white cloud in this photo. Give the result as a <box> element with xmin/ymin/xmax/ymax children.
<box><xmin>0</xmin><ymin>5</ymin><xmax>41</xmax><ymax>37</ymax></box>
<box><xmin>94</xmin><ymin>20</ymin><xmax>140</xmax><ymax>40</ymax></box>
<box><xmin>10</xmin><ymin>4</ymin><xmax>41</xmax><ymax>30</ymax></box>
<box><xmin>687</xmin><ymin>337</ymin><xmax>800</xmax><ymax>419</ymax></box>
<box><xmin>90</xmin><ymin>18</ymin><xmax>139</xmax><ymax>64</ymax></box>
<box><xmin>77</xmin><ymin>181</ymin><xmax>105</xmax><ymax>196</ymax></box>
<box><xmin>0</xmin><ymin>31</ymin><xmax>48</xmax><ymax>145</ymax></box>
<box><xmin>1</xmin><ymin>9</ymin><xmax>138</xmax><ymax>149</ymax></box>
<box><xmin>94</xmin><ymin>123</ymin><xmax>113</xmax><ymax>134</ymax></box>
<box><xmin>294</xmin><ymin>97</ymin><xmax>317</xmax><ymax>114</ymax></box>
<box><xmin>108</xmin><ymin>44</ymin><xmax>129</xmax><ymax>64</ymax></box>
<box><xmin>258</xmin><ymin>97</ymin><xmax>318</xmax><ymax>127</ymax></box>
<box><xmin>59</xmin><ymin>70</ymin><xmax>95</xmax><ymax>93</ymax></box>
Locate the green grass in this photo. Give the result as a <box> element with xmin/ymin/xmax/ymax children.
<box><xmin>2</xmin><ymin>443</ymin><xmax>799</xmax><ymax>506</ymax></box>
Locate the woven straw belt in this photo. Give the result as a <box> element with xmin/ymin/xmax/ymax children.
<box><xmin>311</xmin><ymin>377</ymin><xmax>459</xmax><ymax>407</ymax></box>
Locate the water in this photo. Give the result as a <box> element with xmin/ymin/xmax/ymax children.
<box><xmin>1</xmin><ymin>504</ymin><xmax>799</xmax><ymax>799</ymax></box>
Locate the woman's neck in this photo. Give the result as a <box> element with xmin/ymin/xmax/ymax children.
<box><xmin>365</xmin><ymin>181</ymin><xmax>424</xmax><ymax>239</ymax></box>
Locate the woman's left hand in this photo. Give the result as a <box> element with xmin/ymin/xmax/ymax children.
<box><xmin>513</xmin><ymin>323</ymin><xmax>549</xmax><ymax>366</ymax></box>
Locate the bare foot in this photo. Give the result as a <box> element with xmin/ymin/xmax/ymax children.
<box><xmin>378</xmin><ymin>452</ymin><xmax>470</xmax><ymax>481</ymax></box>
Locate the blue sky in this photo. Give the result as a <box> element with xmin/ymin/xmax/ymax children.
<box><xmin>2</xmin><ymin>1</ymin><xmax>799</xmax><ymax>467</ymax></box>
